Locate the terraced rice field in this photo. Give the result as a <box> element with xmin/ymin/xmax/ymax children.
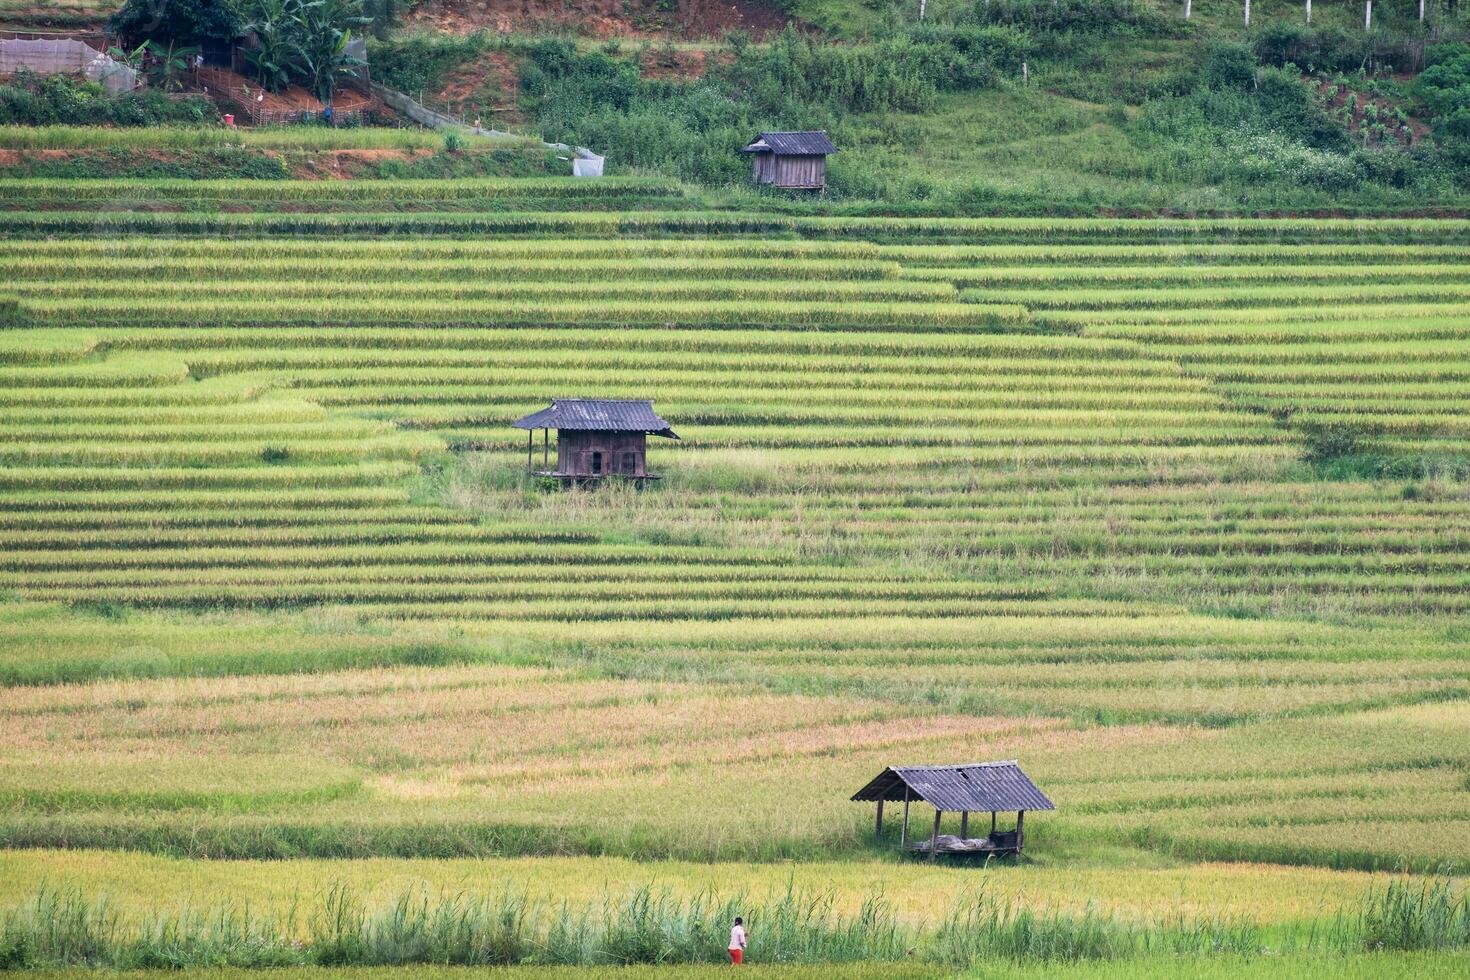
<box><xmin>0</xmin><ymin>180</ymin><xmax>1467</xmax><ymax>967</ymax></box>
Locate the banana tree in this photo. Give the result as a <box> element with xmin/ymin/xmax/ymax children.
<box><xmin>293</xmin><ymin>0</ymin><xmax>369</xmax><ymax>103</ymax></box>
<box><xmin>245</xmin><ymin>0</ymin><xmax>303</xmax><ymax>93</ymax></box>
<box><xmin>144</xmin><ymin>39</ymin><xmax>198</xmax><ymax>91</ymax></box>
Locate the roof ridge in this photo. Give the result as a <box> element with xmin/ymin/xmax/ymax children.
<box><xmin>894</xmin><ymin>760</ymin><xmax>1020</xmax><ymax>770</ymax></box>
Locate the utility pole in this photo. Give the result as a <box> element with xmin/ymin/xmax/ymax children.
<box><xmin>1244</xmin><ymin>0</ymin><xmax>1251</xmax><ymax>27</ymax></box>
<box><xmin>1306</xmin><ymin>0</ymin><xmax>1312</xmax><ymax>24</ymax></box>
<box><xmin>1184</xmin><ymin>0</ymin><xmax>1191</xmax><ymax>19</ymax></box>
<box><xmin>1366</xmin><ymin>0</ymin><xmax>1373</xmax><ymax>29</ymax></box>
<box><xmin>919</xmin><ymin>0</ymin><xmax>926</xmax><ymax>20</ymax></box>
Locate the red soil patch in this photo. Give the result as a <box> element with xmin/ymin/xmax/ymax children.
<box><xmin>1313</xmin><ymin>75</ymin><xmax>1430</xmax><ymax>148</ymax></box>
<box><xmin>638</xmin><ymin>46</ymin><xmax>721</xmax><ymax>81</ymax></box>
<box><xmin>435</xmin><ymin>50</ymin><xmax>522</xmax><ymax>124</ymax></box>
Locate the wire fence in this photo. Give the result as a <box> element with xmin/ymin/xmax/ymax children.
<box><xmin>190</xmin><ymin>66</ymin><xmax>371</xmax><ymax>126</ymax></box>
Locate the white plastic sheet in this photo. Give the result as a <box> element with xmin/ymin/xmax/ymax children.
<box><xmin>0</xmin><ymin>39</ymin><xmax>138</xmax><ymax>93</ymax></box>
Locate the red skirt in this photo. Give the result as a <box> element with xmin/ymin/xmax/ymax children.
<box><xmin>728</xmin><ymin>947</ymin><xmax>743</xmax><ymax>964</ymax></box>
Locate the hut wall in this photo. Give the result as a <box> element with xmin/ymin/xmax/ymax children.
<box><xmin>771</xmin><ymin>154</ymin><xmax>826</xmax><ymax>189</ymax></box>
<box><xmin>750</xmin><ymin>152</ymin><xmax>774</xmax><ymax>184</ymax></box>
<box><xmin>556</xmin><ymin>430</ymin><xmax>649</xmax><ymax>477</ymax></box>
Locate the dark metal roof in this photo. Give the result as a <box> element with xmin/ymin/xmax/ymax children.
<box><xmin>740</xmin><ymin>131</ymin><xmax>837</xmax><ymax>155</ymax></box>
<box><xmin>512</xmin><ymin>399</ymin><xmax>679</xmax><ymax>439</ymax></box>
<box><xmin>851</xmin><ymin>761</ymin><xmax>1055</xmax><ymax>812</ymax></box>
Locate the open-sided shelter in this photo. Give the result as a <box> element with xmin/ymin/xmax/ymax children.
<box><xmin>851</xmin><ymin>761</ymin><xmax>1054</xmax><ymax>859</ymax></box>
<box><xmin>513</xmin><ymin>398</ymin><xmax>678</xmax><ymax>483</ymax></box>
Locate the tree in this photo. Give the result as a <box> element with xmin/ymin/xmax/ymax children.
<box><xmin>244</xmin><ymin>0</ymin><xmax>302</xmax><ymax>92</ymax></box>
<box><xmin>109</xmin><ymin>0</ymin><xmax>245</xmax><ymax>46</ymax></box>
<box><xmin>293</xmin><ymin>0</ymin><xmax>369</xmax><ymax>103</ymax></box>
<box><xmin>144</xmin><ymin>40</ymin><xmax>200</xmax><ymax>91</ymax></box>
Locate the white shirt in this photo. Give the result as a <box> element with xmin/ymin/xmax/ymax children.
<box><xmin>729</xmin><ymin>924</ymin><xmax>746</xmax><ymax>950</ymax></box>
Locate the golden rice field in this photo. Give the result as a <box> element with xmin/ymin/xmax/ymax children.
<box><xmin>0</xmin><ymin>179</ymin><xmax>1467</xmax><ymax>974</ymax></box>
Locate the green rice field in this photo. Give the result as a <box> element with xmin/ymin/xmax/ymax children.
<box><xmin>1</xmin><ymin>177</ymin><xmax>1467</xmax><ymax>973</ymax></box>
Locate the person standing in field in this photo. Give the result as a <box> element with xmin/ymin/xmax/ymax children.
<box><xmin>728</xmin><ymin>916</ymin><xmax>746</xmax><ymax>965</ymax></box>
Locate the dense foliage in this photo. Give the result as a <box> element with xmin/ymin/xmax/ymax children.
<box><xmin>108</xmin><ymin>0</ymin><xmax>246</xmax><ymax>45</ymax></box>
<box><xmin>1417</xmin><ymin>43</ymin><xmax>1470</xmax><ymax>166</ymax></box>
<box><xmin>517</xmin><ymin>25</ymin><xmax>1031</xmax><ymax>189</ymax></box>
<box><xmin>0</xmin><ymin>72</ymin><xmax>215</xmax><ymax>127</ymax></box>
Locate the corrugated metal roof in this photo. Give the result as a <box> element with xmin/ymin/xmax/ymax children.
<box><xmin>740</xmin><ymin>130</ymin><xmax>837</xmax><ymax>155</ymax></box>
<box><xmin>850</xmin><ymin>761</ymin><xmax>1055</xmax><ymax>812</ymax></box>
<box><xmin>513</xmin><ymin>399</ymin><xmax>679</xmax><ymax>438</ymax></box>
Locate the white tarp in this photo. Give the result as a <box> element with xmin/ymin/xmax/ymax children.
<box><xmin>0</xmin><ymin>39</ymin><xmax>138</xmax><ymax>94</ymax></box>
<box><xmin>571</xmin><ymin>152</ymin><xmax>604</xmax><ymax>178</ymax></box>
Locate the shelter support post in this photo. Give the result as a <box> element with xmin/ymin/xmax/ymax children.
<box><xmin>527</xmin><ymin>431</ymin><xmax>532</xmax><ymax>470</ymax></box>
<box><xmin>1017</xmin><ymin>810</ymin><xmax>1025</xmax><ymax>853</ymax></box>
<box><xmin>543</xmin><ymin>429</ymin><xmax>549</xmax><ymax>468</ymax></box>
<box><xmin>991</xmin><ymin>811</ymin><xmax>997</xmax><ymax>834</ymax></box>
<box><xmin>901</xmin><ymin>789</ymin><xmax>910</xmax><ymax>849</ymax></box>
<box><xmin>875</xmin><ymin>799</ymin><xmax>884</xmax><ymax>842</ymax></box>
<box><xmin>930</xmin><ymin>809</ymin><xmax>942</xmax><ymax>862</ymax></box>
<box><xmin>960</xmin><ymin>811</ymin><xmax>968</xmax><ymax>838</ymax></box>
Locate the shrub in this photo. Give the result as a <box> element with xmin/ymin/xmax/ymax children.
<box><xmin>1300</xmin><ymin>421</ymin><xmax>1365</xmax><ymax>465</ymax></box>
<box><xmin>968</xmin><ymin>0</ymin><xmax>1160</xmax><ymax>34</ymax></box>
<box><xmin>1200</xmin><ymin>43</ymin><xmax>1258</xmax><ymax>93</ymax></box>
<box><xmin>0</xmin><ymin>72</ymin><xmax>214</xmax><ymax>127</ymax></box>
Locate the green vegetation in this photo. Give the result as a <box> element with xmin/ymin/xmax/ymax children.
<box><xmin>1</xmin><ymin>3</ymin><xmax>1468</xmax><ymax>976</ymax></box>
<box><xmin>0</xmin><ymin>72</ymin><xmax>215</xmax><ymax>127</ymax></box>
<box><xmin>0</xmin><ymin>206</ymin><xmax>1468</xmax><ymax>881</ymax></box>
<box><xmin>348</xmin><ymin>1</ymin><xmax>1470</xmax><ymax>210</ymax></box>
<box><xmin>1</xmin><ymin>876</ymin><xmax>1467</xmax><ymax>969</ymax></box>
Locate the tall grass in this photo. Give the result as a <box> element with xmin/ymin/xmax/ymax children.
<box><xmin>3</xmin><ymin>879</ymin><xmax>1465</xmax><ymax>969</ymax></box>
<box><xmin>1357</xmin><ymin>878</ymin><xmax>1470</xmax><ymax>952</ymax></box>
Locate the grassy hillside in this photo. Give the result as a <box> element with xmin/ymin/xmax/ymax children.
<box><xmin>350</xmin><ymin>0</ymin><xmax>1470</xmax><ymax>211</ymax></box>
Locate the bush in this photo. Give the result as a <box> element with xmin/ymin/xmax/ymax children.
<box><xmin>0</xmin><ymin>71</ymin><xmax>215</xmax><ymax>127</ymax></box>
<box><xmin>109</xmin><ymin>0</ymin><xmax>245</xmax><ymax>45</ymax></box>
<box><xmin>969</xmin><ymin>0</ymin><xmax>1161</xmax><ymax>34</ymax></box>
<box><xmin>1200</xmin><ymin>43</ymin><xmax>1258</xmax><ymax>93</ymax></box>
<box><xmin>1416</xmin><ymin>45</ymin><xmax>1470</xmax><ymax>116</ymax></box>
<box><xmin>1300</xmin><ymin>421</ymin><xmax>1365</xmax><ymax>465</ymax></box>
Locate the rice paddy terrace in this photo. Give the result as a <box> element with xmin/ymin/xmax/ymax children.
<box><xmin>1</xmin><ymin>177</ymin><xmax>1468</xmax><ymax>877</ymax></box>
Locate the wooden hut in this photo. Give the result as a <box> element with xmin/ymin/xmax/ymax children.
<box><xmin>851</xmin><ymin>761</ymin><xmax>1055</xmax><ymax>859</ymax></box>
<box><xmin>740</xmin><ymin>131</ymin><xmax>836</xmax><ymax>190</ymax></box>
<box><xmin>513</xmin><ymin>398</ymin><xmax>678</xmax><ymax>484</ymax></box>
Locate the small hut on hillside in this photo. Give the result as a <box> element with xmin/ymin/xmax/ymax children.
<box><xmin>740</xmin><ymin>131</ymin><xmax>836</xmax><ymax>190</ymax></box>
<box><xmin>513</xmin><ymin>398</ymin><xmax>678</xmax><ymax>484</ymax></box>
<box><xmin>851</xmin><ymin>761</ymin><xmax>1055</xmax><ymax>860</ymax></box>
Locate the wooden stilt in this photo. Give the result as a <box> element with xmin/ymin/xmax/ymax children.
<box><xmin>1016</xmin><ymin>810</ymin><xmax>1026</xmax><ymax>854</ymax></box>
<box><xmin>900</xmin><ymin>789</ymin><xmax>910</xmax><ymax>850</ymax></box>
<box><xmin>543</xmin><ymin>428</ymin><xmax>549</xmax><ymax>469</ymax></box>
<box><xmin>991</xmin><ymin>811</ymin><xmax>997</xmax><ymax>834</ymax></box>
<box><xmin>930</xmin><ymin>809</ymin><xmax>942</xmax><ymax>861</ymax></box>
<box><xmin>960</xmin><ymin>811</ymin><xmax>969</xmax><ymax>838</ymax></box>
<box><xmin>526</xmin><ymin>430</ymin><xmax>532</xmax><ymax>470</ymax></box>
<box><xmin>875</xmin><ymin>799</ymin><xmax>884</xmax><ymax>843</ymax></box>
